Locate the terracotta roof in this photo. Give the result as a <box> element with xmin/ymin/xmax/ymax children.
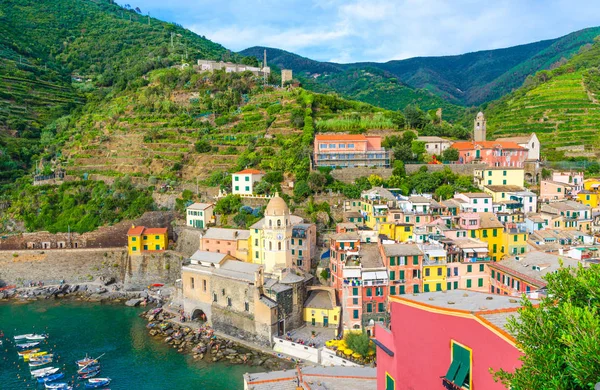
<box><xmin>127</xmin><ymin>226</ymin><xmax>144</xmax><ymax>236</ymax></box>
<box><xmin>144</xmin><ymin>227</ymin><xmax>167</xmax><ymax>235</ymax></box>
<box><xmin>234</xmin><ymin>169</ymin><xmax>263</xmax><ymax>175</ymax></box>
<box><xmin>315</xmin><ymin>134</ymin><xmax>369</xmax><ymax>141</ymax></box>
<box><xmin>495</xmin><ymin>135</ymin><xmax>533</xmax><ymax>144</ymax></box>
<box><xmin>452</xmin><ymin>141</ymin><xmax>525</xmax><ymax>151</ymax></box>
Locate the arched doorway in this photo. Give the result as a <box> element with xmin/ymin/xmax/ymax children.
<box><xmin>191</xmin><ymin>309</ymin><xmax>207</xmax><ymax>323</ymax></box>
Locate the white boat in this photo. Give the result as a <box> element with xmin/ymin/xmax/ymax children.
<box><xmin>45</xmin><ymin>383</ymin><xmax>72</xmax><ymax>390</ymax></box>
<box><xmin>17</xmin><ymin>341</ymin><xmax>40</xmax><ymax>349</ymax></box>
<box><xmin>14</xmin><ymin>333</ymin><xmax>34</xmax><ymax>340</ymax></box>
<box><xmin>26</xmin><ymin>333</ymin><xmax>48</xmax><ymax>341</ymax></box>
<box><xmin>31</xmin><ymin>367</ymin><xmax>59</xmax><ymax>378</ymax></box>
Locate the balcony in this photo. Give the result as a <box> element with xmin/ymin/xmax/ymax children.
<box><xmin>423</xmin><ymin>257</ymin><xmax>447</xmax><ymax>266</ymax></box>
<box><xmin>463</xmin><ymin>256</ymin><xmax>491</xmax><ymax>263</ymax></box>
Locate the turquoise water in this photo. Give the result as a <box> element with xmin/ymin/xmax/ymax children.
<box><xmin>0</xmin><ymin>301</ymin><xmax>264</xmax><ymax>389</ymax></box>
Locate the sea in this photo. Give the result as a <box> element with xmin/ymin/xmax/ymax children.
<box><xmin>0</xmin><ymin>301</ymin><xmax>265</xmax><ymax>389</ymax></box>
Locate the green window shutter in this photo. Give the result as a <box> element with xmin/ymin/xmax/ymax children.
<box><xmin>416</xmin><ymin>216</ymin><xmax>420</xmax><ymax>223</ymax></box>
<box><xmin>493</xmin><ymin>229</ymin><xmax>497</xmax><ymax>237</ymax></box>
<box><xmin>453</xmin><ymin>281</ymin><xmax>458</xmax><ymax>289</ymax></box>
<box><xmin>447</xmin><ymin>282</ymin><xmax>451</xmax><ymax>290</ymax></box>
<box><xmin>352</xmin><ymin>287</ymin><xmax>358</xmax><ymax>296</ymax></box>
<box><xmin>378</xmin><ymin>303</ymin><xmax>384</xmax><ymax>312</ymax></box>
<box><xmin>514</xmin><ymin>235</ymin><xmax>518</xmax><ymax>242</ymax></box>
<box><xmin>353</xmin><ymin>310</ymin><xmax>359</xmax><ymax>319</ymax></box>
<box><xmin>467</xmin><ymin>265</ymin><xmax>472</xmax><ymax>273</ymax></box>
<box><xmin>399</xmin><ymin>285</ymin><xmax>405</xmax><ymax>294</ymax></box>
<box><xmin>390</xmin><ymin>286</ymin><xmax>396</xmax><ymax>295</ymax></box>
<box><xmin>424</xmin><ymin>284</ymin><xmax>430</xmax><ymax>292</ymax></box>
<box><xmin>413</xmin><ymin>285</ymin><xmax>419</xmax><ymax>293</ymax></box>
<box><xmin>399</xmin><ymin>270</ymin><xmax>405</xmax><ymax>280</ymax></box>
<box><xmin>390</xmin><ymin>256</ymin><xmax>395</xmax><ymax>266</ymax></box>
<box><xmin>367</xmin><ymin>303</ymin><xmax>372</xmax><ymax>313</ymax></box>
<box><xmin>291</xmin><ymin>239</ymin><xmax>295</xmax><ymax>245</ymax></box>
<box><xmin>390</xmin><ymin>271</ymin><xmax>395</xmax><ymax>281</ymax></box>
<box><xmin>452</xmin><ymin>343</ymin><xmax>472</xmax><ymax>387</ymax></box>
<box><xmin>366</xmin><ymin>288</ymin><xmax>372</xmax><ymax>297</ymax></box>
<box><xmin>299</xmin><ymin>250</ymin><xmax>303</xmax><ymax>256</ymax></box>
<box><xmin>235</xmin><ymin>186</ymin><xmax>239</xmax><ymax>191</ymax></box>
<box><xmin>478</xmin><ymin>278</ymin><xmax>484</xmax><ymax>287</ymax></box>
<box><xmin>493</xmin><ymin>244</ymin><xmax>497</xmax><ymax>253</ymax></box>
<box><xmin>479</xmin><ymin>264</ymin><xmax>484</xmax><ymax>272</ymax></box>
<box><xmin>492</xmin><ymin>270</ymin><xmax>496</xmax><ymax>278</ymax></box>
<box><xmin>413</xmin><ymin>255</ymin><xmax>419</xmax><ymax>265</ymax></box>
<box><xmin>436</xmin><ymin>283</ymin><xmax>442</xmax><ymax>291</ymax></box>
<box><xmin>466</xmin><ymin>279</ymin><xmax>472</xmax><ymax>288</ymax></box>
<box><xmin>445</xmin><ymin>360</ymin><xmax>461</xmax><ymax>383</ymax></box>
<box><xmin>470</xmin><ymin>230</ymin><xmax>476</xmax><ymax>238</ymax></box>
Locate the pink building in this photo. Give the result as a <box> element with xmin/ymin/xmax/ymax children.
<box><xmin>539</xmin><ymin>180</ymin><xmax>575</xmax><ymax>201</ymax></box>
<box><xmin>551</xmin><ymin>171</ymin><xmax>584</xmax><ymax>193</ymax></box>
<box><xmin>375</xmin><ymin>291</ymin><xmax>522</xmax><ymax>390</ymax></box>
<box><xmin>313</xmin><ymin>134</ymin><xmax>391</xmax><ymax>168</ymax></box>
<box><xmin>453</xmin><ymin>141</ymin><xmax>528</xmax><ymax>168</ymax></box>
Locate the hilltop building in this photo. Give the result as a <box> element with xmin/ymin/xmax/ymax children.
<box><xmin>453</xmin><ymin>141</ymin><xmax>528</xmax><ymax>168</ymax></box>
<box><xmin>375</xmin><ymin>291</ymin><xmax>522</xmax><ymax>390</ymax></box>
<box><xmin>281</xmin><ymin>69</ymin><xmax>293</xmax><ymax>87</ymax></box>
<box><xmin>196</xmin><ymin>59</ymin><xmax>270</xmax><ymax>77</ymax></box>
<box><xmin>417</xmin><ymin>136</ymin><xmax>452</xmax><ymax>155</ymax></box>
<box><xmin>186</xmin><ymin>203</ymin><xmax>214</xmax><ymax>229</ymax></box>
<box><xmin>313</xmin><ymin>134</ymin><xmax>391</xmax><ymax>168</ymax></box>
<box><xmin>496</xmin><ymin>133</ymin><xmax>540</xmax><ymax>161</ymax></box>
<box><xmin>127</xmin><ymin>226</ymin><xmax>168</xmax><ymax>255</ymax></box>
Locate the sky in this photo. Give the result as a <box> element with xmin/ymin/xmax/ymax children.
<box><xmin>129</xmin><ymin>0</ymin><xmax>600</xmax><ymax>63</ymax></box>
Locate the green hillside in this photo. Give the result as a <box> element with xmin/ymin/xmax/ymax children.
<box><xmin>242</xmin><ymin>27</ymin><xmax>600</xmax><ymax>107</ymax></box>
<box><xmin>0</xmin><ymin>0</ymin><xmax>236</xmax><ymax>183</ymax></box>
<box><xmin>485</xmin><ymin>39</ymin><xmax>600</xmax><ymax>156</ymax></box>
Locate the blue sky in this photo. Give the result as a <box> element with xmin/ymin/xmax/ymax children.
<box><xmin>130</xmin><ymin>0</ymin><xmax>600</xmax><ymax>63</ymax></box>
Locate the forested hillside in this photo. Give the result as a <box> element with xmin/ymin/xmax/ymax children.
<box><xmin>485</xmin><ymin>38</ymin><xmax>600</xmax><ymax>157</ymax></box>
<box><xmin>242</xmin><ymin>27</ymin><xmax>600</xmax><ymax>108</ymax></box>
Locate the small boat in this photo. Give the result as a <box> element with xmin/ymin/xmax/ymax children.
<box><xmin>30</xmin><ymin>353</ymin><xmax>54</xmax><ymax>362</ymax></box>
<box><xmin>14</xmin><ymin>333</ymin><xmax>34</xmax><ymax>340</ymax></box>
<box><xmin>45</xmin><ymin>383</ymin><xmax>72</xmax><ymax>390</ymax></box>
<box><xmin>29</xmin><ymin>358</ymin><xmax>53</xmax><ymax>369</ymax></box>
<box><xmin>18</xmin><ymin>348</ymin><xmax>40</xmax><ymax>356</ymax></box>
<box><xmin>23</xmin><ymin>351</ymin><xmax>48</xmax><ymax>361</ymax></box>
<box><xmin>37</xmin><ymin>372</ymin><xmax>65</xmax><ymax>384</ymax></box>
<box><xmin>31</xmin><ymin>367</ymin><xmax>59</xmax><ymax>378</ymax></box>
<box><xmin>76</xmin><ymin>353</ymin><xmax>104</xmax><ymax>368</ymax></box>
<box><xmin>78</xmin><ymin>367</ymin><xmax>101</xmax><ymax>380</ymax></box>
<box><xmin>77</xmin><ymin>364</ymin><xmax>100</xmax><ymax>374</ymax></box>
<box><xmin>85</xmin><ymin>378</ymin><xmax>111</xmax><ymax>389</ymax></box>
<box><xmin>26</xmin><ymin>333</ymin><xmax>48</xmax><ymax>341</ymax></box>
<box><xmin>17</xmin><ymin>341</ymin><xmax>41</xmax><ymax>349</ymax></box>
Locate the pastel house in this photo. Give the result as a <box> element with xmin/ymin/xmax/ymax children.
<box><xmin>313</xmin><ymin>134</ymin><xmax>391</xmax><ymax>168</ymax></box>
<box><xmin>127</xmin><ymin>226</ymin><xmax>168</xmax><ymax>255</ymax></box>
<box><xmin>186</xmin><ymin>203</ymin><xmax>214</xmax><ymax>229</ymax></box>
<box><xmin>231</xmin><ymin>169</ymin><xmax>264</xmax><ymax>195</ymax></box>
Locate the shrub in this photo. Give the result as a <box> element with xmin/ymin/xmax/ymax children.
<box><xmin>195</xmin><ymin>140</ymin><xmax>212</xmax><ymax>153</ymax></box>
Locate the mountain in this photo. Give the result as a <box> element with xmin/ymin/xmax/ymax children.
<box><xmin>0</xmin><ymin>0</ymin><xmax>234</xmax><ymax>183</ymax></box>
<box><xmin>484</xmin><ymin>38</ymin><xmax>600</xmax><ymax>157</ymax></box>
<box><xmin>241</xmin><ymin>27</ymin><xmax>600</xmax><ymax>108</ymax></box>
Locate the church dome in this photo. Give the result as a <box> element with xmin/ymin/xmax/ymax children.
<box><xmin>265</xmin><ymin>193</ymin><xmax>289</xmax><ymax>216</ymax></box>
<box><xmin>476</xmin><ymin>111</ymin><xmax>485</xmax><ymax>118</ymax></box>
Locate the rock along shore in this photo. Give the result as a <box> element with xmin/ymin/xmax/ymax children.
<box><xmin>141</xmin><ymin>308</ymin><xmax>295</xmax><ymax>371</ymax></box>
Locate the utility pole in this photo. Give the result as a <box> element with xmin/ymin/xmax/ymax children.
<box><xmin>148</xmin><ymin>12</ymin><xmax>150</xmax><ymax>25</ymax></box>
<box><xmin>263</xmin><ymin>49</ymin><xmax>267</xmax><ymax>86</ymax></box>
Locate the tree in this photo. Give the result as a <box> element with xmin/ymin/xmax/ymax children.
<box><xmin>345</xmin><ymin>331</ymin><xmax>372</xmax><ymax>357</ymax></box>
<box><xmin>541</xmin><ymin>168</ymin><xmax>552</xmax><ymax>180</ymax></box>
<box><xmin>293</xmin><ymin>180</ymin><xmax>311</xmax><ymax>202</ymax></box>
<box><xmin>393</xmin><ymin>144</ymin><xmax>413</xmax><ymax>162</ymax></box>
<box><xmin>368</xmin><ymin>174</ymin><xmax>383</xmax><ymax>187</ymax></box>
<box><xmin>392</xmin><ymin>160</ymin><xmax>406</xmax><ymax>177</ymax></box>
<box><xmin>494</xmin><ymin>264</ymin><xmax>600</xmax><ymax>390</ymax></box>
<box><xmin>441</xmin><ymin>147</ymin><xmax>460</xmax><ymax>162</ymax></box>
<box><xmin>411</xmin><ymin>141</ymin><xmax>426</xmax><ymax>162</ymax></box>
<box><xmin>435</xmin><ymin>184</ymin><xmax>455</xmax><ymax>200</ymax></box>
<box><xmin>195</xmin><ymin>140</ymin><xmax>211</xmax><ymax>153</ymax></box>
<box><xmin>404</xmin><ymin>105</ymin><xmax>427</xmax><ymax>129</ymax></box>
<box><xmin>307</xmin><ymin>172</ymin><xmax>327</xmax><ymax>192</ymax></box>
<box><xmin>214</xmin><ymin>195</ymin><xmax>242</xmax><ymax>215</ymax></box>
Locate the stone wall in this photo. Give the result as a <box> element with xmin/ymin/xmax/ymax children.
<box><xmin>125</xmin><ymin>252</ymin><xmax>185</xmax><ymax>290</ymax></box>
<box><xmin>0</xmin><ymin>211</ymin><xmax>176</xmax><ymax>251</ymax></box>
<box><xmin>330</xmin><ymin>168</ymin><xmax>394</xmax><ymax>183</ymax></box>
<box><xmin>173</xmin><ymin>226</ymin><xmax>202</xmax><ymax>257</ymax></box>
<box><xmin>405</xmin><ymin>163</ymin><xmax>488</xmax><ymax>175</ymax></box>
<box><xmin>212</xmin><ymin>305</ymin><xmax>272</xmax><ymax>347</ymax></box>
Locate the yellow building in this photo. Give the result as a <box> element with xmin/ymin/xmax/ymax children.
<box><xmin>362</xmin><ymin>202</ymin><xmax>388</xmax><ymax>229</ymax></box>
<box><xmin>504</xmin><ymin>228</ymin><xmax>528</xmax><ymax>256</ymax></box>
<box><xmin>303</xmin><ymin>288</ymin><xmax>341</xmax><ymax>328</ymax></box>
<box><xmin>482</xmin><ymin>185</ymin><xmax>525</xmax><ymax>203</ymax></box>
<box><xmin>378</xmin><ymin>223</ymin><xmax>414</xmax><ymax>242</ymax></box>
<box><xmin>578</xmin><ymin>190</ymin><xmax>600</xmax><ymax>208</ymax></box>
<box><xmin>467</xmin><ymin>213</ymin><xmax>505</xmax><ymax>261</ymax></box>
<box><xmin>421</xmin><ymin>246</ymin><xmax>447</xmax><ymax>292</ymax></box>
<box><xmin>474</xmin><ymin>167</ymin><xmax>525</xmax><ymax>189</ymax></box>
<box><xmin>127</xmin><ymin>226</ymin><xmax>168</xmax><ymax>255</ymax></box>
<box><xmin>583</xmin><ymin>178</ymin><xmax>600</xmax><ymax>191</ymax></box>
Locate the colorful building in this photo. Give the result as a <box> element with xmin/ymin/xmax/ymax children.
<box><xmin>577</xmin><ymin>190</ymin><xmax>600</xmax><ymax>208</ymax></box>
<box><xmin>496</xmin><ymin>133</ymin><xmax>540</xmax><ymax>161</ymax></box>
<box><xmin>551</xmin><ymin>171</ymin><xmax>584</xmax><ymax>193</ymax></box>
<box><xmin>127</xmin><ymin>226</ymin><xmax>168</xmax><ymax>255</ymax></box>
<box><xmin>186</xmin><ymin>202</ymin><xmax>214</xmax><ymax>229</ymax></box>
<box><xmin>231</xmin><ymin>169</ymin><xmax>264</xmax><ymax>195</ymax></box>
<box><xmin>540</xmin><ymin>201</ymin><xmax>592</xmax><ymax>232</ymax></box>
<box><xmin>303</xmin><ymin>287</ymin><xmax>341</xmax><ymax>329</ymax></box>
<box><xmin>459</xmin><ymin>212</ymin><xmax>505</xmax><ymax>261</ymax></box>
<box><xmin>290</xmin><ymin>223</ymin><xmax>317</xmax><ymax>272</ymax></box>
<box><xmin>200</xmin><ymin>227</ymin><xmax>252</xmax><ymax>262</ymax></box>
<box><xmin>313</xmin><ymin>134</ymin><xmax>392</xmax><ymax>168</ymax></box>
<box><xmin>378</xmin><ymin>222</ymin><xmax>414</xmax><ymax>242</ymax></box>
<box><xmin>453</xmin><ymin>141</ymin><xmax>528</xmax><ymax>168</ymax></box>
<box><xmin>453</xmin><ymin>192</ymin><xmax>493</xmax><ymax>213</ymax></box>
<box><xmin>474</xmin><ymin>167</ymin><xmax>525</xmax><ymax>189</ymax></box>
<box><xmin>380</xmin><ymin>243</ymin><xmax>423</xmax><ymax>296</ymax></box>
<box><xmin>375</xmin><ymin>291</ymin><xmax>522</xmax><ymax>390</ymax></box>
<box><xmin>420</xmin><ymin>244</ymin><xmax>447</xmax><ymax>292</ymax></box>
<box><xmin>539</xmin><ymin>180</ymin><xmax>575</xmax><ymax>201</ymax></box>
<box><xmin>417</xmin><ymin>136</ymin><xmax>452</xmax><ymax>155</ymax></box>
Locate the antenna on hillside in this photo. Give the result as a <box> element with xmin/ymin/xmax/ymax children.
<box><xmin>263</xmin><ymin>49</ymin><xmax>267</xmax><ymax>86</ymax></box>
<box><xmin>148</xmin><ymin>12</ymin><xmax>150</xmax><ymax>25</ymax></box>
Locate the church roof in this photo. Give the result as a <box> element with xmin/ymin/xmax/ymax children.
<box><xmin>265</xmin><ymin>193</ymin><xmax>289</xmax><ymax>216</ymax></box>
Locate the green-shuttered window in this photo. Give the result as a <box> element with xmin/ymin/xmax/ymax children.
<box><xmin>390</xmin><ymin>286</ymin><xmax>396</xmax><ymax>295</ymax></box>
<box><xmin>386</xmin><ymin>373</ymin><xmax>395</xmax><ymax>390</ymax></box>
<box><xmin>352</xmin><ymin>287</ymin><xmax>358</xmax><ymax>296</ymax></box>
<box><xmin>390</xmin><ymin>271</ymin><xmax>395</xmax><ymax>281</ymax></box>
<box><xmin>413</xmin><ymin>255</ymin><xmax>419</xmax><ymax>265</ymax></box>
<box><xmin>444</xmin><ymin>341</ymin><xmax>472</xmax><ymax>389</ymax></box>
<box><xmin>390</xmin><ymin>256</ymin><xmax>396</xmax><ymax>266</ymax></box>
<box><xmin>479</xmin><ymin>264</ymin><xmax>484</xmax><ymax>272</ymax></box>
<box><xmin>467</xmin><ymin>265</ymin><xmax>472</xmax><ymax>273</ymax></box>
<box><xmin>466</xmin><ymin>279</ymin><xmax>472</xmax><ymax>288</ymax></box>
<box><xmin>478</xmin><ymin>278</ymin><xmax>484</xmax><ymax>287</ymax></box>
<box><xmin>399</xmin><ymin>270</ymin><xmax>405</xmax><ymax>280</ymax></box>
<box><xmin>399</xmin><ymin>285</ymin><xmax>405</xmax><ymax>295</ymax></box>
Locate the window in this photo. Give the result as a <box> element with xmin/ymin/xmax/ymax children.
<box><xmin>353</xmin><ymin>298</ymin><xmax>358</xmax><ymax>305</ymax></box>
<box><xmin>132</xmin><ymin>246</ymin><xmax>137</xmax><ymax>252</ymax></box>
<box><xmin>348</xmin><ymin>143</ymin><xmax>354</xmax><ymax>148</ymax></box>
<box><xmin>437</xmin><ymin>268</ymin><xmax>442</xmax><ymax>276</ymax></box>
<box><xmin>447</xmin><ymin>282</ymin><xmax>452</xmax><ymax>290</ymax></box>
<box><xmin>467</xmin><ymin>265</ymin><xmax>472</xmax><ymax>273</ymax></box>
<box><xmin>244</xmin><ymin>176</ymin><xmax>250</xmax><ymax>181</ymax></box>
<box><xmin>353</xmin><ymin>310</ymin><xmax>359</xmax><ymax>319</ymax></box>
<box><xmin>234</xmin><ymin>176</ymin><xmax>239</xmax><ymax>181</ymax></box>
<box><xmin>424</xmin><ymin>284</ymin><xmax>430</xmax><ymax>292</ymax></box>
<box><xmin>390</xmin><ymin>256</ymin><xmax>396</xmax><ymax>266</ymax></box>
<box><xmin>352</xmin><ymin>287</ymin><xmax>358</xmax><ymax>296</ymax></box>
<box><xmin>466</xmin><ymin>279</ymin><xmax>472</xmax><ymax>288</ymax></box>
<box><xmin>492</xmin><ymin>270</ymin><xmax>496</xmax><ymax>278</ymax></box>
<box><xmin>444</xmin><ymin>341</ymin><xmax>472</xmax><ymax>389</ymax></box>
<box><xmin>413</xmin><ymin>285</ymin><xmax>419</xmax><ymax>293</ymax></box>
<box><xmin>366</xmin><ymin>303</ymin><xmax>372</xmax><ymax>313</ymax></box>
<box><xmin>453</xmin><ymin>267</ymin><xmax>458</xmax><ymax>276</ymax></box>
<box><xmin>492</xmin><ymin>229</ymin><xmax>497</xmax><ymax>237</ymax></box>
<box><xmin>413</xmin><ymin>255</ymin><xmax>419</xmax><ymax>265</ymax></box>
<box><xmin>245</xmin><ymin>186</ymin><xmax>250</xmax><ymax>191</ymax></box>
<box><xmin>366</xmin><ymin>288</ymin><xmax>372</xmax><ymax>297</ymax></box>
<box><xmin>503</xmin><ymin>170</ymin><xmax>507</xmax><ymax>176</ymax></box>
<box><xmin>376</xmin><ymin>287</ymin><xmax>383</xmax><ymax>296</ymax></box>
<box><xmin>390</xmin><ymin>271</ymin><xmax>395</xmax><ymax>281</ymax></box>
<box><xmin>213</xmin><ymin>293</ymin><xmax>217</xmax><ymax>302</ymax></box>
<box><xmin>143</xmin><ymin>236</ymin><xmax>148</xmax><ymax>240</ymax></box>
<box><xmin>503</xmin><ymin>180</ymin><xmax>507</xmax><ymax>185</ymax></box>
<box><xmin>299</xmin><ymin>250</ymin><xmax>303</xmax><ymax>256</ymax></box>
<box><xmin>235</xmin><ymin>186</ymin><xmax>239</xmax><ymax>191</ymax></box>
<box><xmin>221</xmin><ymin>288</ymin><xmax>225</xmax><ymax>296</ymax></box>
<box><xmin>399</xmin><ymin>285</ymin><xmax>405</xmax><ymax>295</ymax></box>
<box><xmin>479</xmin><ymin>264</ymin><xmax>484</xmax><ymax>272</ymax></box>
<box><xmin>155</xmin><ymin>235</ymin><xmax>160</xmax><ymax>240</ymax></box>
<box><xmin>378</xmin><ymin>302</ymin><xmax>385</xmax><ymax>312</ymax></box>
<box><xmin>399</xmin><ymin>270</ymin><xmax>405</xmax><ymax>280</ymax></box>
<box><xmin>131</xmin><ymin>237</ymin><xmax>136</xmax><ymax>242</ymax></box>
<box><xmin>390</xmin><ymin>286</ymin><xmax>396</xmax><ymax>295</ymax></box>
<box><xmin>453</xmin><ymin>281</ymin><xmax>458</xmax><ymax>289</ymax></box>
<box><xmin>478</xmin><ymin>278</ymin><xmax>484</xmax><ymax>287</ymax></box>
<box><xmin>203</xmin><ymin>280</ymin><xmax>207</xmax><ymax>292</ymax></box>
<box><xmin>255</xmin><ymin>251</ymin><xmax>259</xmax><ymax>258</ymax></box>
<box><xmin>244</xmin><ymin>302</ymin><xmax>249</xmax><ymax>312</ymax></box>
<box><xmin>227</xmin><ymin>297</ymin><xmax>232</xmax><ymax>307</ymax></box>
<box><xmin>425</xmin><ymin>268</ymin><xmax>430</xmax><ymax>277</ymax></box>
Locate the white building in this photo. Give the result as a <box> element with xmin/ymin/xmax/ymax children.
<box><xmin>417</xmin><ymin>136</ymin><xmax>453</xmax><ymax>155</ymax></box>
<box><xmin>496</xmin><ymin>133</ymin><xmax>540</xmax><ymax>161</ymax></box>
<box><xmin>232</xmin><ymin>169</ymin><xmax>264</xmax><ymax>196</ymax></box>
<box><xmin>551</xmin><ymin>171</ymin><xmax>585</xmax><ymax>194</ymax></box>
<box><xmin>186</xmin><ymin>203</ymin><xmax>214</xmax><ymax>229</ymax></box>
<box><xmin>453</xmin><ymin>193</ymin><xmax>493</xmax><ymax>213</ymax></box>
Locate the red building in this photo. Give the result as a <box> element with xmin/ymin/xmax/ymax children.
<box><xmin>453</xmin><ymin>141</ymin><xmax>528</xmax><ymax>168</ymax></box>
<box><xmin>379</xmin><ymin>243</ymin><xmax>423</xmax><ymax>296</ymax></box>
<box><xmin>375</xmin><ymin>290</ymin><xmax>522</xmax><ymax>390</ymax></box>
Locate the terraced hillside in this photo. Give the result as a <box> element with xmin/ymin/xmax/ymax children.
<box><xmin>485</xmin><ymin>39</ymin><xmax>600</xmax><ymax>157</ymax></box>
<box><xmin>58</xmin><ymin>67</ymin><xmax>396</xmax><ymax>184</ymax></box>
<box><xmin>487</xmin><ymin>71</ymin><xmax>600</xmax><ymax>152</ymax></box>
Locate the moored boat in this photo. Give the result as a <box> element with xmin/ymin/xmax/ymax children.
<box><xmin>29</xmin><ymin>356</ymin><xmax>54</xmax><ymax>367</ymax></box>
<box><xmin>26</xmin><ymin>333</ymin><xmax>48</xmax><ymax>341</ymax></box>
<box><xmin>31</xmin><ymin>367</ymin><xmax>59</xmax><ymax>378</ymax></box>
<box><xmin>76</xmin><ymin>355</ymin><xmax>98</xmax><ymax>368</ymax></box>
<box><xmin>17</xmin><ymin>341</ymin><xmax>41</xmax><ymax>349</ymax></box>
<box><xmin>77</xmin><ymin>364</ymin><xmax>100</xmax><ymax>374</ymax></box>
<box><xmin>14</xmin><ymin>333</ymin><xmax>34</xmax><ymax>340</ymax></box>
<box><xmin>85</xmin><ymin>378</ymin><xmax>110</xmax><ymax>389</ymax></box>
<box><xmin>37</xmin><ymin>372</ymin><xmax>65</xmax><ymax>384</ymax></box>
<box><xmin>78</xmin><ymin>366</ymin><xmax>101</xmax><ymax>380</ymax></box>
<box><xmin>45</xmin><ymin>383</ymin><xmax>72</xmax><ymax>390</ymax></box>
<box><xmin>23</xmin><ymin>351</ymin><xmax>48</xmax><ymax>361</ymax></box>
<box><xmin>30</xmin><ymin>353</ymin><xmax>54</xmax><ymax>362</ymax></box>
<box><xmin>18</xmin><ymin>348</ymin><xmax>40</xmax><ymax>356</ymax></box>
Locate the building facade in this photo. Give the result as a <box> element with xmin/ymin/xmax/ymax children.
<box><xmin>232</xmin><ymin>169</ymin><xmax>264</xmax><ymax>195</ymax></box>
<box><xmin>200</xmin><ymin>228</ymin><xmax>251</xmax><ymax>262</ymax></box>
<box><xmin>453</xmin><ymin>141</ymin><xmax>528</xmax><ymax>168</ymax></box>
<box><xmin>313</xmin><ymin>134</ymin><xmax>391</xmax><ymax>168</ymax></box>
<box><xmin>127</xmin><ymin>226</ymin><xmax>168</xmax><ymax>255</ymax></box>
<box><xmin>186</xmin><ymin>203</ymin><xmax>214</xmax><ymax>229</ymax></box>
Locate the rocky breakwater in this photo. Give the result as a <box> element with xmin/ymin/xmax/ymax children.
<box><xmin>142</xmin><ymin>308</ymin><xmax>294</xmax><ymax>371</ymax></box>
<box><xmin>0</xmin><ymin>276</ymin><xmax>169</xmax><ymax>305</ymax></box>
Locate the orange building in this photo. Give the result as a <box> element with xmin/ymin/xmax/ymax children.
<box><xmin>313</xmin><ymin>134</ymin><xmax>391</xmax><ymax>168</ymax></box>
<box><xmin>453</xmin><ymin>141</ymin><xmax>528</xmax><ymax>168</ymax></box>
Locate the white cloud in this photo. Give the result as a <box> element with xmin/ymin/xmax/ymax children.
<box><xmin>135</xmin><ymin>0</ymin><xmax>600</xmax><ymax>63</ymax></box>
